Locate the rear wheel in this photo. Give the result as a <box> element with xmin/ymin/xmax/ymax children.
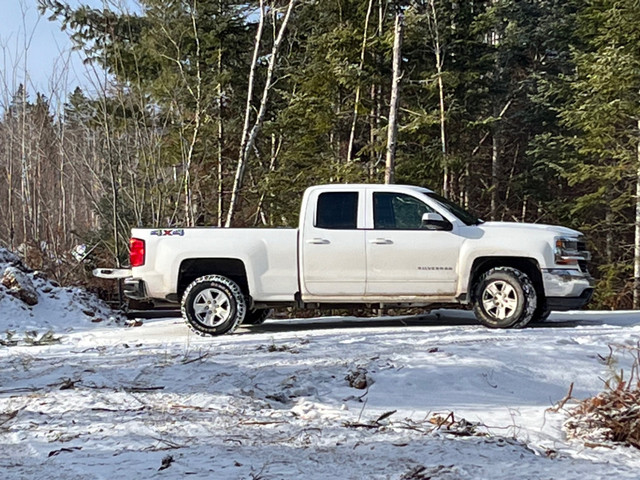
<box><xmin>181</xmin><ymin>275</ymin><xmax>246</xmax><ymax>336</ymax></box>
<box><xmin>472</xmin><ymin>267</ymin><xmax>537</xmax><ymax>329</ymax></box>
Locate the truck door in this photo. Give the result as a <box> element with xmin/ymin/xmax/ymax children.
<box><xmin>365</xmin><ymin>191</ymin><xmax>463</xmax><ymax>296</ymax></box>
<box><xmin>301</xmin><ymin>190</ymin><xmax>366</xmax><ymax>296</ymax></box>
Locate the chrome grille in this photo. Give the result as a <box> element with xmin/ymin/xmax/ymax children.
<box><xmin>577</xmin><ymin>238</ymin><xmax>589</xmax><ymax>273</ymax></box>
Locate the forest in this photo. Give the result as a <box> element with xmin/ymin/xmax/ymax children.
<box><xmin>0</xmin><ymin>0</ymin><xmax>638</xmax><ymax>309</ymax></box>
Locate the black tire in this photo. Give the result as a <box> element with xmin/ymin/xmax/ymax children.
<box><xmin>242</xmin><ymin>308</ymin><xmax>272</xmax><ymax>325</ymax></box>
<box><xmin>532</xmin><ymin>303</ymin><xmax>551</xmax><ymax>323</ymax></box>
<box><xmin>181</xmin><ymin>275</ymin><xmax>247</xmax><ymax>336</ymax></box>
<box><xmin>472</xmin><ymin>267</ymin><xmax>537</xmax><ymax>329</ymax></box>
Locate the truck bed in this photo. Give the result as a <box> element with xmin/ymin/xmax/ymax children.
<box><xmin>131</xmin><ymin>227</ymin><xmax>299</xmax><ymax>302</ymax></box>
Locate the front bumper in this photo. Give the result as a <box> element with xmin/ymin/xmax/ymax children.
<box><xmin>542</xmin><ymin>268</ymin><xmax>594</xmax><ymax>311</ymax></box>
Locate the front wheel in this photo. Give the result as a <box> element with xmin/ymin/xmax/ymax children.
<box><xmin>181</xmin><ymin>275</ymin><xmax>247</xmax><ymax>336</ymax></box>
<box><xmin>242</xmin><ymin>308</ymin><xmax>272</xmax><ymax>325</ymax></box>
<box><xmin>532</xmin><ymin>303</ymin><xmax>551</xmax><ymax>323</ymax></box>
<box><xmin>472</xmin><ymin>267</ymin><xmax>537</xmax><ymax>329</ymax></box>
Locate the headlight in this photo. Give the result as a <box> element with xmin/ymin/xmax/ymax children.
<box><xmin>554</xmin><ymin>236</ymin><xmax>589</xmax><ymax>265</ymax></box>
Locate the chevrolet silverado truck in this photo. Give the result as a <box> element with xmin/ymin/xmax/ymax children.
<box><xmin>94</xmin><ymin>184</ymin><xmax>593</xmax><ymax>336</ymax></box>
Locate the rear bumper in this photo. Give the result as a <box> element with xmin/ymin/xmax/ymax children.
<box><xmin>93</xmin><ymin>268</ymin><xmax>132</xmax><ymax>279</ymax></box>
<box><xmin>92</xmin><ymin>268</ymin><xmax>151</xmax><ymax>301</ymax></box>
<box><xmin>123</xmin><ymin>278</ymin><xmax>150</xmax><ymax>300</ymax></box>
<box><xmin>542</xmin><ymin>268</ymin><xmax>594</xmax><ymax>311</ymax></box>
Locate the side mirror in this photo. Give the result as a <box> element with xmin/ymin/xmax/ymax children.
<box><xmin>422</xmin><ymin>212</ymin><xmax>452</xmax><ymax>231</ymax></box>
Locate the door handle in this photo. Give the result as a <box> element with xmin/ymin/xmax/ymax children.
<box><xmin>306</xmin><ymin>238</ymin><xmax>330</xmax><ymax>245</ymax></box>
<box><xmin>369</xmin><ymin>238</ymin><xmax>393</xmax><ymax>245</ymax></box>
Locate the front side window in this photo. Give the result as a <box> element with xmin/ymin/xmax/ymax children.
<box><xmin>316</xmin><ymin>192</ymin><xmax>358</xmax><ymax>229</ymax></box>
<box><xmin>423</xmin><ymin>192</ymin><xmax>482</xmax><ymax>226</ymax></box>
<box><xmin>374</xmin><ymin>192</ymin><xmax>435</xmax><ymax>230</ymax></box>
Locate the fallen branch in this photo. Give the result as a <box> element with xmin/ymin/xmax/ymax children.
<box><xmin>0</xmin><ymin>386</ymin><xmax>41</xmax><ymax>394</ymax></box>
<box><xmin>146</xmin><ymin>437</ymin><xmax>188</xmax><ymax>450</ymax></box>
<box><xmin>240</xmin><ymin>420</ymin><xmax>287</xmax><ymax>426</ymax></box>
<box><xmin>48</xmin><ymin>447</ymin><xmax>82</xmax><ymax>457</ymax></box>
<box><xmin>169</xmin><ymin>404</ymin><xmax>219</xmax><ymax>412</ymax></box>
<box><xmin>91</xmin><ymin>406</ymin><xmax>147</xmax><ymax>413</ymax></box>
<box><xmin>343</xmin><ymin>421</ymin><xmax>383</xmax><ymax>429</ymax></box>
<box><xmin>123</xmin><ymin>386</ymin><xmax>165</xmax><ymax>393</ymax></box>
<box><xmin>181</xmin><ymin>352</ymin><xmax>210</xmax><ymax>364</ymax></box>
<box><xmin>0</xmin><ymin>409</ymin><xmax>21</xmax><ymax>426</ymax></box>
<box><xmin>344</xmin><ymin>410</ymin><xmax>397</xmax><ymax>429</ymax></box>
<box><xmin>548</xmin><ymin>382</ymin><xmax>574</xmax><ymax>413</ymax></box>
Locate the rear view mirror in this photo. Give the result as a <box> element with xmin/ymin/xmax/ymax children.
<box><xmin>422</xmin><ymin>212</ymin><xmax>452</xmax><ymax>231</ymax></box>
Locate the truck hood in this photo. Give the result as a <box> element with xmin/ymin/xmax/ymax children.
<box><xmin>478</xmin><ymin>222</ymin><xmax>582</xmax><ymax>237</ymax></box>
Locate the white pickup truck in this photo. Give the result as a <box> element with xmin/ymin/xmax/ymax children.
<box><xmin>95</xmin><ymin>184</ymin><xmax>593</xmax><ymax>335</ymax></box>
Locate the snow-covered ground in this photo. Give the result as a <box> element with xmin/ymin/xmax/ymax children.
<box><xmin>2</xmin><ymin>306</ymin><xmax>640</xmax><ymax>479</ymax></box>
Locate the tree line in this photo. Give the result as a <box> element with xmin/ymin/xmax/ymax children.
<box><xmin>0</xmin><ymin>0</ymin><xmax>638</xmax><ymax>308</ymax></box>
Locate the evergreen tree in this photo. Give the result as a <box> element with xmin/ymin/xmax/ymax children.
<box><xmin>29</xmin><ymin>0</ymin><xmax>640</xmax><ymax>307</ymax></box>
<box><xmin>553</xmin><ymin>0</ymin><xmax>640</xmax><ymax>308</ymax></box>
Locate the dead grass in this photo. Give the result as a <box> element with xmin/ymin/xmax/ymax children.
<box><xmin>564</xmin><ymin>344</ymin><xmax>640</xmax><ymax>449</ymax></box>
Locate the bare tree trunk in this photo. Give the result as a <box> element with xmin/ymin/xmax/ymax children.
<box><xmin>634</xmin><ymin>118</ymin><xmax>640</xmax><ymax>309</ymax></box>
<box><xmin>183</xmin><ymin>1</ymin><xmax>202</xmax><ymax>227</ymax></box>
<box><xmin>369</xmin><ymin>83</ymin><xmax>378</xmax><ymax>177</ymax></box>
<box><xmin>94</xmin><ymin>67</ymin><xmax>121</xmax><ymax>267</ymax></box>
<box><xmin>217</xmin><ymin>47</ymin><xmax>224</xmax><ymax>228</ymax></box>
<box><xmin>226</xmin><ymin>0</ymin><xmax>296</xmax><ymax>227</ymax></box>
<box><xmin>502</xmin><ymin>143</ymin><xmax>519</xmax><ymax>220</ymax></box>
<box><xmin>489</xmin><ymin>0</ymin><xmax>501</xmax><ymax>221</ymax></box>
<box><xmin>157</xmin><ymin>0</ymin><xmax>204</xmax><ymax>227</ymax></box>
<box><xmin>253</xmin><ymin>133</ymin><xmax>281</xmax><ymax>226</ymax></box>
<box><xmin>481</xmin><ymin>100</ymin><xmax>512</xmax><ymax>220</ymax></box>
<box><xmin>224</xmin><ymin>0</ymin><xmax>265</xmax><ymax>227</ymax></box>
<box><xmin>427</xmin><ymin>0</ymin><xmax>448</xmax><ymax>196</ymax></box>
<box><xmin>462</xmin><ymin>163</ymin><xmax>469</xmax><ymax>209</ymax></box>
<box><xmin>33</xmin><ymin>122</ymin><xmax>41</xmax><ymax>244</ymax></box>
<box><xmin>8</xmin><ymin>121</ymin><xmax>15</xmax><ymax>250</ymax></box>
<box><xmin>368</xmin><ymin>0</ymin><xmax>386</xmax><ymax>179</ymax></box>
<box><xmin>490</xmin><ymin>120</ymin><xmax>499</xmax><ymax>220</ymax></box>
<box><xmin>154</xmin><ymin>1</ymin><xmax>204</xmax><ymax>227</ymax></box>
<box><xmin>346</xmin><ymin>0</ymin><xmax>374</xmax><ymax>162</ymax></box>
<box><xmin>605</xmin><ymin>191</ymin><xmax>613</xmax><ymax>263</ymax></box>
<box><xmin>384</xmin><ymin>12</ymin><xmax>403</xmax><ymax>185</ymax></box>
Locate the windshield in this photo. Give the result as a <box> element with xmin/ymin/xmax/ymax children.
<box><xmin>423</xmin><ymin>192</ymin><xmax>483</xmax><ymax>226</ymax></box>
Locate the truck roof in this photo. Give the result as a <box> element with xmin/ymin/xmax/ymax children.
<box><xmin>307</xmin><ymin>184</ymin><xmax>435</xmax><ymax>194</ymax></box>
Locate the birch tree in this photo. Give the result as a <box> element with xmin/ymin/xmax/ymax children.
<box><xmin>346</xmin><ymin>0</ymin><xmax>374</xmax><ymax>163</ymax></box>
<box><xmin>425</xmin><ymin>0</ymin><xmax>448</xmax><ymax>196</ymax></box>
<box><xmin>225</xmin><ymin>0</ymin><xmax>296</xmax><ymax>227</ymax></box>
<box><xmin>384</xmin><ymin>10</ymin><xmax>403</xmax><ymax>185</ymax></box>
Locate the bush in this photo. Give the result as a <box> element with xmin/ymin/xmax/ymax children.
<box><xmin>564</xmin><ymin>345</ymin><xmax>640</xmax><ymax>449</ymax></box>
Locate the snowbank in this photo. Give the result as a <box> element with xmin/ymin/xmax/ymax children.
<box><xmin>0</xmin><ymin>248</ymin><xmax>122</xmax><ymax>334</ymax></box>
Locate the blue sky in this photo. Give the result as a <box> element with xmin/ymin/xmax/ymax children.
<box><xmin>0</xmin><ymin>0</ymin><xmax>136</xmax><ymax>107</ymax></box>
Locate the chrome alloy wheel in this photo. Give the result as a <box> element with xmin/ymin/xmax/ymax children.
<box><xmin>192</xmin><ymin>287</ymin><xmax>232</xmax><ymax>327</ymax></box>
<box><xmin>481</xmin><ymin>280</ymin><xmax>519</xmax><ymax>320</ymax></box>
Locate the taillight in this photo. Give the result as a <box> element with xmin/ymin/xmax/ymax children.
<box><xmin>130</xmin><ymin>238</ymin><xmax>145</xmax><ymax>267</ymax></box>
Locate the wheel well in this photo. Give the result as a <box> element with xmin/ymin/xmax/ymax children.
<box><xmin>469</xmin><ymin>257</ymin><xmax>544</xmax><ymax>302</ymax></box>
<box><xmin>178</xmin><ymin>258</ymin><xmax>249</xmax><ymax>298</ymax></box>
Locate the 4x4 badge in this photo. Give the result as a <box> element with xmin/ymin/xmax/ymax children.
<box><xmin>150</xmin><ymin>229</ymin><xmax>185</xmax><ymax>237</ymax></box>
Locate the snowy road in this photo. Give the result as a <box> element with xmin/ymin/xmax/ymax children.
<box><xmin>2</xmin><ymin>310</ymin><xmax>640</xmax><ymax>479</ymax></box>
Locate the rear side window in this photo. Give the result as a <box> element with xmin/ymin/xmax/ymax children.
<box><xmin>316</xmin><ymin>192</ymin><xmax>358</xmax><ymax>229</ymax></box>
